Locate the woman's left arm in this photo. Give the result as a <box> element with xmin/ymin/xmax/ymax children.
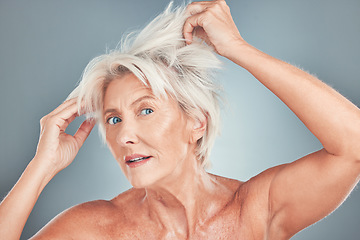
<box><xmin>185</xmin><ymin>0</ymin><xmax>360</xmax><ymax>237</ymax></box>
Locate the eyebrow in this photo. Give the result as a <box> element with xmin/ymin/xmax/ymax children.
<box><xmin>130</xmin><ymin>95</ymin><xmax>156</xmax><ymax>108</ymax></box>
<box><xmin>103</xmin><ymin>95</ymin><xmax>156</xmax><ymax>115</ymax></box>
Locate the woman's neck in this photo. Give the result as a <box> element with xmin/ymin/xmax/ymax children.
<box><xmin>143</xmin><ymin>159</ymin><xmax>233</xmax><ymax>236</ymax></box>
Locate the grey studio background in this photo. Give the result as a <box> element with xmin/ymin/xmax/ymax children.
<box><xmin>0</xmin><ymin>0</ymin><xmax>359</xmax><ymax>239</ymax></box>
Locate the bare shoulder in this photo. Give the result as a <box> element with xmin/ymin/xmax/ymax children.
<box><xmin>30</xmin><ymin>197</ymin><xmax>122</xmax><ymax>239</ymax></box>
<box><xmin>110</xmin><ymin>187</ymin><xmax>145</xmax><ymax>206</ymax></box>
<box><xmin>33</xmin><ymin>188</ymin><xmax>146</xmax><ymax>239</ymax></box>
<box><xmin>208</xmin><ymin>173</ymin><xmax>244</xmax><ymax>190</ymax></box>
<box><xmin>109</xmin><ymin>188</ymin><xmax>149</xmax><ymax>221</ymax></box>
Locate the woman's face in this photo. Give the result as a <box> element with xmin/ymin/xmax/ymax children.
<box><xmin>103</xmin><ymin>73</ymin><xmax>197</xmax><ymax>188</ymax></box>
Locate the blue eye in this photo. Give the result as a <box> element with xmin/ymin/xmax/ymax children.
<box><xmin>140</xmin><ymin>108</ymin><xmax>153</xmax><ymax>115</ymax></box>
<box><xmin>107</xmin><ymin>116</ymin><xmax>122</xmax><ymax>125</ymax></box>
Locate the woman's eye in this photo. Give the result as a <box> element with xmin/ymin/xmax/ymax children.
<box><xmin>140</xmin><ymin>108</ymin><xmax>153</xmax><ymax>115</ymax></box>
<box><xmin>107</xmin><ymin>116</ymin><xmax>122</xmax><ymax>125</ymax></box>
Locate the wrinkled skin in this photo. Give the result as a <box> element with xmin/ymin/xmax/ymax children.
<box><xmin>1</xmin><ymin>1</ymin><xmax>360</xmax><ymax>240</ymax></box>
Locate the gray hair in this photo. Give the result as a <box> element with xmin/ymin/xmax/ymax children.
<box><xmin>68</xmin><ymin>2</ymin><xmax>222</xmax><ymax>168</ymax></box>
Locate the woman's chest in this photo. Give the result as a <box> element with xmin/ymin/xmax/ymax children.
<box><xmin>190</xmin><ymin>201</ymin><xmax>267</xmax><ymax>240</ymax></box>
<box><xmin>98</xmin><ymin>200</ymin><xmax>268</xmax><ymax>240</ymax></box>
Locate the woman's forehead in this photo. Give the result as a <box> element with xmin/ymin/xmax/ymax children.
<box><xmin>104</xmin><ymin>75</ymin><xmax>152</xmax><ymax>105</ymax></box>
<box><xmin>102</xmin><ymin>74</ymin><xmax>177</xmax><ymax>111</ymax></box>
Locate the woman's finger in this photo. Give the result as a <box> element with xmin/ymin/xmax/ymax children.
<box><xmin>40</xmin><ymin>99</ymin><xmax>92</xmax><ymax>138</ymax></box>
<box><xmin>48</xmin><ymin>98</ymin><xmax>78</xmax><ymax>117</ymax></box>
<box><xmin>59</xmin><ymin>112</ymin><xmax>79</xmax><ymax>132</ymax></box>
<box><xmin>184</xmin><ymin>1</ymin><xmax>213</xmax><ymax>44</ymax></box>
<box><xmin>40</xmin><ymin>101</ymin><xmax>78</xmax><ymax>134</ymax></box>
<box><xmin>183</xmin><ymin>12</ymin><xmax>207</xmax><ymax>44</ymax></box>
<box><xmin>183</xmin><ymin>1</ymin><xmax>225</xmax><ymax>44</ymax></box>
<box><xmin>43</xmin><ymin>101</ymin><xmax>83</xmax><ymax>134</ymax></box>
<box><xmin>73</xmin><ymin>119</ymin><xmax>96</xmax><ymax>148</ymax></box>
<box><xmin>184</xmin><ymin>0</ymin><xmax>243</xmax><ymax>57</ymax></box>
<box><xmin>186</xmin><ymin>1</ymin><xmax>210</xmax><ymax>16</ymax></box>
<box><xmin>58</xmin><ymin>99</ymin><xmax>89</xmax><ymax>120</ymax></box>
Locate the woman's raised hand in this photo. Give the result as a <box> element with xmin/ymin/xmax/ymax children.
<box><xmin>0</xmin><ymin>98</ymin><xmax>95</xmax><ymax>240</ymax></box>
<box><xmin>34</xmin><ymin>98</ymin><xmax>95</xmax><ymax>176</ymax></box>
<box><xmin>183</xmin><ymin>0</ymin><xmax>245</xmax><ymax>57</ymax></box>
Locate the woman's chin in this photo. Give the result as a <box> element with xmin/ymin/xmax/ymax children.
<box><xmin>130</xmin><ymin>181</ymin><xmax>149</xmax><ymax>189</ymax></box>
<box><xmin>127</xmin><ymin>174</ymin><xmax>159</xmax><ymax>189</ymax></box>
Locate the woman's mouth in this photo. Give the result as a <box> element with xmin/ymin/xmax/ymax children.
<box><xmin>125</xmin><ymin>154</ymin><xmax>152</xmax><ymax>168</ymax></box>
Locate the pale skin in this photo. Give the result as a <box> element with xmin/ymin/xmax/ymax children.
<box><xmin>1</xmin><ymin>0</ymin><xmax>360</xmax><ymax>239</ymax></box>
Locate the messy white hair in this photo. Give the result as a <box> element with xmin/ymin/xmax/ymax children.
<box><xmin>68</xmin><ymin>2</ymin><xmax>222</xmax><ymax>168</ymax></box>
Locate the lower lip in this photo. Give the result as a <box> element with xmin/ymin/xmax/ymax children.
<box><xmin>126</xmin><ymin>157</ymin><xmax>152</xmax><ymax>168</ymax></box>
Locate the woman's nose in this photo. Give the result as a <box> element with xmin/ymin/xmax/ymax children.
<box><xmin>116</xmin><ymin>121</ymin><xmax>139</xmax><ymax>146</ymax></box>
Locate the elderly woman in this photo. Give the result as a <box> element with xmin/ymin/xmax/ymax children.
<box><xmin>1</xmin><ymin>0</ymin><xmax>360</xmax><ymax>239</ymax></box>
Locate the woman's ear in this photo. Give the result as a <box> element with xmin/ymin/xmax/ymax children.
<box><xmin>190</xmin><ymin>116</ymin><xmax>207</xmax><ymax>144</ymax></box>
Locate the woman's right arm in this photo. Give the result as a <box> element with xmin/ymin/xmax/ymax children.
<box><xmin>0</xmin><ymin>98</ymin><xmax>95</xmax><ymax>240</ymax></box>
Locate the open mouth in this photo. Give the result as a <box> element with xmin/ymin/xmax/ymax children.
<box><xmin>127</xmin><ymin>156</ymin><xmax>151</xmax><ymax>163</ymax></box>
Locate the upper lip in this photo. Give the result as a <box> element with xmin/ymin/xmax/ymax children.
<box><xmin>125</xmin><ymin>154</ymin><xmax>151</xmax><ymax>162</ymax></box>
